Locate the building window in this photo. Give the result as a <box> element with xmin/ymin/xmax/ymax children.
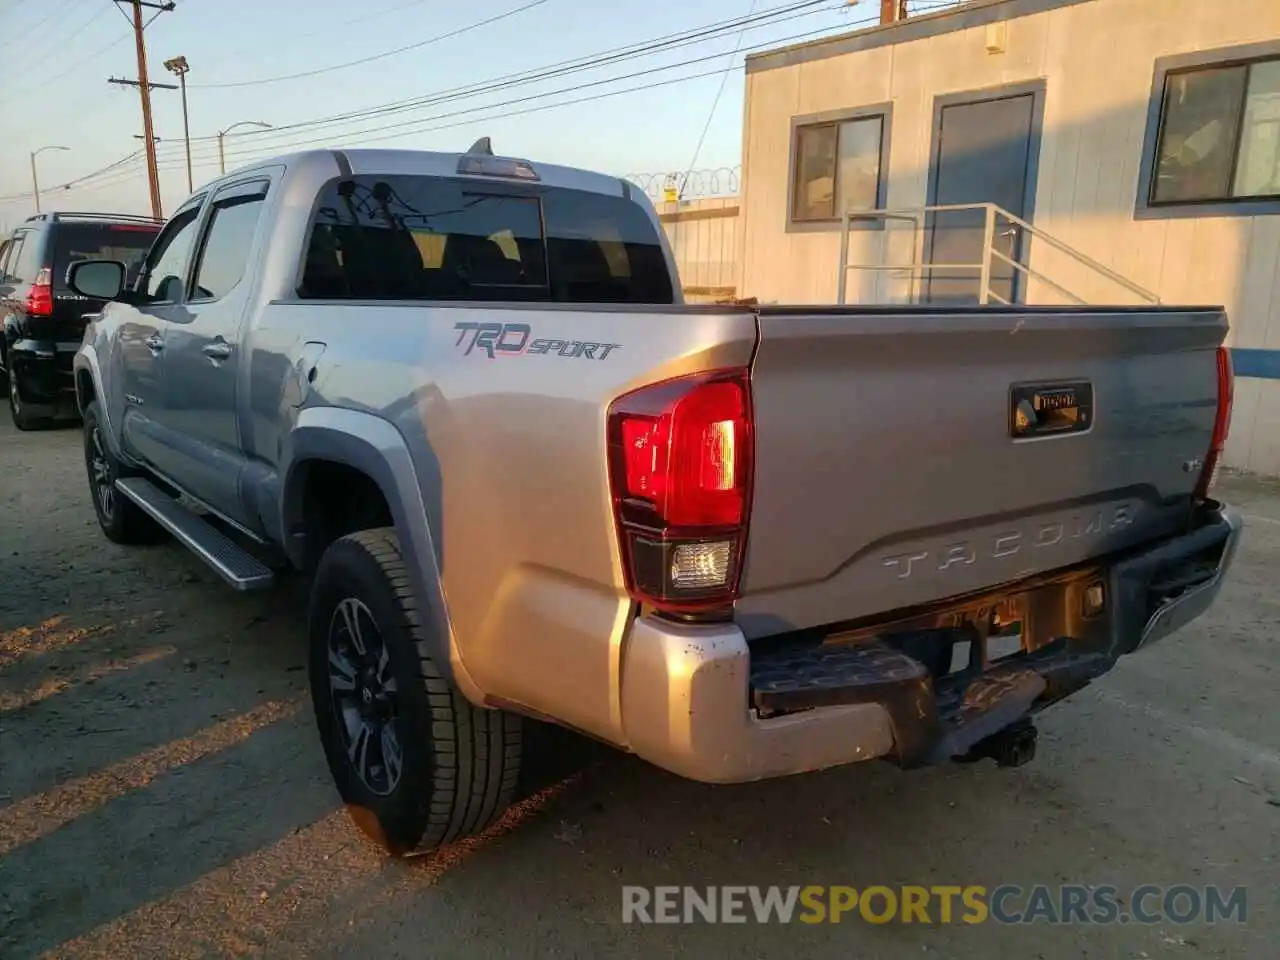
<box><xmin>1150</xmin><ymin>55</ymin><xmax>1280</xmax><ymax>207</ymax></box>
<box><xmin>789</xmin><ymin>107</ymin><xmax>889</xmax><ymax>225</ymax></box>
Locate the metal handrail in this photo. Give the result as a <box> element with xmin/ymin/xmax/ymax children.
<box><xmin>989</xmin><ymin>247</ymin><xmax>1087</xmax><ymax>306</ymax></box>
<box><xmin>836</xmin><ymin>202</ymin><xmax>1161</xmax><ymax>307</ymax></box>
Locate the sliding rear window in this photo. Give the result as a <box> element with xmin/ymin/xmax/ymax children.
<box><xmin>52</xmin><ymin>223</ymin><xmax>160</xmax><ymax>292</ymax></box>
<box><xmin>299</xmin><ymin>175</ymin><xmax>674</xmax><ymax>304</ymax></box>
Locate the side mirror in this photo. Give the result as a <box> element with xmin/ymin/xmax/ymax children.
<box><xmin>67</xmin><ymin>259</ymin><xmax>127</xmax><ymax>301</ymax></box>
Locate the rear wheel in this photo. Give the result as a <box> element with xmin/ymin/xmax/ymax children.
<box><xmin>309</xmin><ymin>528</ymin><xmax>522</xmax><ymax>856</ymax></box>
<box><xmin>82</xmin><ymin>401</ymin><xmax>164</xmax><ymax>544</ymax></box>
<box><xmin>8</xmin><ymin>362</ymin><xmax>51</xmax><ymax>431</ymax></box>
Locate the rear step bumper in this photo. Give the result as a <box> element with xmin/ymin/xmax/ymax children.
<box><xmin>619</xmin><ymin>501</ymin><xmax>1242</xmax><ymax>783</ymax></box>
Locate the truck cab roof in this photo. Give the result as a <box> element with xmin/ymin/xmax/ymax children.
<box><xmin>212</xmin><ymin>146</ymin><xmax>635</xmax><ymax>204</ymax></box>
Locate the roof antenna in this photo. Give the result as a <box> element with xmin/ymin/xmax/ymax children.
<box><xmin>467</xmin><ymin>136</ymin><xmax>494</xmax><ymax>156</ymax></box>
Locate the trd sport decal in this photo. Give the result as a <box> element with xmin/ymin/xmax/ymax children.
<box><xmin>453</xmin><ymin>322</ymin><xmax>621</xmax><ymax>361</ymax></box>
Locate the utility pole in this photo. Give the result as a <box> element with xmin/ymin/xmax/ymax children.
<box><xmin>163</xmin><ymin>56</ymin><xmax>193</xmax><ymax>193</ymax></box>
<box><xmin>880</xmin><ymin>0</ymin><xmax>908</xmax><ymax>24</ymax></box>
<box><xmin>107</xmin><ymin>0</ymin><xmax>176</xmax><ymax>220</ymax></box>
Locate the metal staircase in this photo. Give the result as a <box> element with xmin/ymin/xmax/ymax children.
<box><xmin>836</xmin><ymin>202</ymin><xmax>1160</xmax><ymax>307</ymax></box>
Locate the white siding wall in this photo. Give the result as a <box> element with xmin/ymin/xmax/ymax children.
<box><xmin>739</xmin><ymin>0</ymin><xmax>1280</xmax><ymax>473</ymax></box>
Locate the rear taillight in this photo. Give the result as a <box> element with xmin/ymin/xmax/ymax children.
<box><xmin>1194</xmin><ymin>346</ymin><xmax>1234</xmax><ymax>501</ymax></box>
<box><xmin>607</xmin><ymin>368</ymin><xmax>753</xmax><ymax>614</ymax></box>
<box><xmin>24</xmin><ymin>268</ymin><xmax>53</xmax><ymax>317</ymax></box>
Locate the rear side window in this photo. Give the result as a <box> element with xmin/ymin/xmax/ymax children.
<box><xmin>52</xmin><ymin>223</ymin><xmax>159</xmax><ymax>292</ymax></box>
<box><xmin>9</xmin><ymin>233</ymin><xmax>40</xmax><ymax>285</ymax></box>
<box><xmin>191</xmin><ymin>194</ymin><xmax>266</xmax><ymax>300</ymax></box>
<box><xmin>300</xmin><ymin>174</ymin><xmax>673</xmax><ymax>304</ymax></box>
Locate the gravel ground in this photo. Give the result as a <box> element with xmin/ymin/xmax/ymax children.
<box><xmin>0</xmin><ymin>408</ymin><xmax>1277</xmax><ymax>959</ymax></box>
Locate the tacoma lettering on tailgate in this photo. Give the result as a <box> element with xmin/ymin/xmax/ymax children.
<box><xmin>882</xmin><ymin>504</ymin><xmax>1137</xmax><ymax>580</ymax></box>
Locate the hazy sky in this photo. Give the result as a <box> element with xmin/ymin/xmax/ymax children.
<box><xmin>0</xmin><ymin>0</ymin><xmax>929</xmax><ymax>225</ymax></box>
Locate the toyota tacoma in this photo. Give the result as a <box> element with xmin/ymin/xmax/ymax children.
<box><xmin>67</xmin><ymin>142</ymin><xmax>1242</xmax><ymax>856</ymax></box>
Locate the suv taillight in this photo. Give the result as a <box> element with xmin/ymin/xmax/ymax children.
<box><xmin>24</xmin><ymin>267</ymin><xmax>53</xmax><ymax>317</ymax></box>
<box><xmin>606</xmin><ymin>368</ymin><xmax>753</xmax><ymax>614</ymax></box>
<box><xmin>1194</xmin><ymin>346</ymin><xmax>1234</xmax><ymax>501</ymax></box>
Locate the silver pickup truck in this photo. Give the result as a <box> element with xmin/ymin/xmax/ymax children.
<box><xmin>69</xmin><ymin>142</ymin><xmax>1242</xmax><ymax>858</ymax></box>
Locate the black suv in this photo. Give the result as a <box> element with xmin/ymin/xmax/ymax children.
<box><xmin>0</xmin><ymin>211</ymin><xmax>161</xmax><ymax>430</ymax></box>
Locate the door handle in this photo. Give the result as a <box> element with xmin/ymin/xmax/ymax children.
<box><xmin>202</xmin><ymin>341</ymin><xmax>233</xmax><ymax>360</ymax></box>
<box><xmin>144</xmin><ymin>334</ymin><xmax>164</xmax><ymax>351</ymax></box>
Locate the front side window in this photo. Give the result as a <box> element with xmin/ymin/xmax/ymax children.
<box><xmin>300</xmin><ymin>175</ymin><xmax>674</xmax><ymax>303</ymax></box>
<box><xmin>191</xmin><ymin>195</ymin><xmax>265</xmax><ymax>300</ymax></box>
<box><xmin>141</xmin><ymin>207</ymin><xmax>202</xmax><ymax>302</ymax></box>
<box><xmin>791</xmin><ymin>113</ymin><xmax>885</xmax><ymax>222</ymax></box>
<box><xmin>1151</xmin><ymin>54</ymin><xmax>1280</xmax><ymax>205</ymax></box>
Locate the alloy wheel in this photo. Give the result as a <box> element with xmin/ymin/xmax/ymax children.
<box><xmin>88</xmin><ymin>425</ymin><xmax>116</xmax><ymax>523</ymax></box>
<box><xmin>327</xmin><ymin>597</ymin><xmax>404</xmax><ymax>796</ymax></box>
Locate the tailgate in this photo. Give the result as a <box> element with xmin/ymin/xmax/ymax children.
<box><xmin>735</xmin><ymin>306</ymin><xmax>1228</xmax><ymax>638</ymax></box>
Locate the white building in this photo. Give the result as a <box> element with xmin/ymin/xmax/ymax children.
<box><xmin>738</xmin><ymin>0</ymin><xmax>1280</xmax><ymax>474</ymax></box>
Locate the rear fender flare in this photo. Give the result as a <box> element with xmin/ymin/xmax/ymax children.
<box><xmin>282</xmin><ymin>406</ymin><xmax>457</xmax><ymax>685</ymax></box>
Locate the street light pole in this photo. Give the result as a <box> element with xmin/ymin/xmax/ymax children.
<box><xmin>217</xmin><ymin>120</ymin><xmax>273</xmax><ymax>174</ymax></box>
<box><xmin>29</xmin><ymin>145</ymin><xmax>70</xmax><ymax>215</ymax></box>
<box><xmin>163</xmin><ymin>55</ymin><xmax>193</xmax><ymax>193</ymax></box>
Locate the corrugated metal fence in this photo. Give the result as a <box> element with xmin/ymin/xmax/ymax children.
<box><xmin>624</xmin><ymin>168</ymin><xmax>743</xmax><ymax>302</ymax></box>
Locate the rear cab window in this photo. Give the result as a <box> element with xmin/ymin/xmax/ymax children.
<box><xmin>52</xmin><ymin>222</ymin><xmax>160</xmax><ymax>293</ymax></box>
<box><xmin>299</xmin><ymin>174</ymin><xmax>674</xmax><ymax>304</ymax></box>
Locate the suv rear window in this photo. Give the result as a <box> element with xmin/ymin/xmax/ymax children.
<box><xmin>299</xmin><ymin>175</ymin><xmax>674</xmax><ymax>304</ymax></box>
<box><xmin>52</xmin><ymin>223</ymin><xmax>160</xmax><ymax>292</ymax></box>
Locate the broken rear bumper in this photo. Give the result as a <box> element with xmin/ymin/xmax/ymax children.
<box><xmin>619</xmin><ymin>500</ymin><xmax>1243</xmax><ymax>783</ymax></box>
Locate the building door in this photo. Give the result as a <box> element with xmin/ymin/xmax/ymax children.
<box><xmin>924</xmin><ymin>86</ymin><xmax>1042</xmax><ymax>305</ymax></box>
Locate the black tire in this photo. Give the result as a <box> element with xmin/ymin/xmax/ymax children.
<box><xmin>308</xmin><ymin>528</ymin><xmax>522</xmax><ymax>857</ymax></box>
<box><xmin>8</xmin><ymin>360</ymin><xmax>51</xmax><ymax>431</ymax></box>
<box><xmin>82</xmin><ymin>401</ymin><xmax>165</xmax><ymax>544</ymax></box>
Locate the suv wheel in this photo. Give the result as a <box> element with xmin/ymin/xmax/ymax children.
<box><xmin>82</xmin><ymin>401</ymin><xmax>165</xmax><ymax>544</ymax></box>
<box><xmin>309</xmin><ymin>528</ymin><xmax>522</xmax><ymax>856</ymax></box>
<box><xmin>8</xmin><ymin>362</ymin><xmax>50</xmax><ymax>431</ymax></box>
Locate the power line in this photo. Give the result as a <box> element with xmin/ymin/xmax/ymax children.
<box><xmin>33</xmin><ymin>2</ymin><xmax>113</xmax><ymax>57</ymax></box>
<box><xmin>193</xmin><ymin>0</ymin><xmax>828</xmax><ymax>142</ymax></box>
<box><xmin>7</xmin><ymin>0</ymin><xmax>831</xmax><ymax>195</ymax></box>
<box><xmin>5</xmin><ymin>7</ymin><xmax>864</xmax><ymax>203</ymax></box>
<box><xmin>210</xmin><ymin>11</ymin><xmax>854</xmax><ymax>167</ymax></box>
<box><xmin>188</xmin><ymin>0</ymin><xmax>552</xmax><ymax>90</ymax></box>
<box><xmin>166</xmin><ymin>0</ymin><xmax>832</xmax><ymax>157</ymax></box>
<box><xmin>96</xmin><ymin>0</ymin><xmax>825</xmax><ymax>182</ymax></box>
<box><xmin>0</xmin><ymin>149</ymin><xmax>143</xmax><ymax>202</ymax></box>
<box><xmin>4</xmin><ymin>5</ymin><xmax>125</xmax><ymax>100</ymax></box>
<box><xmin>1</xmin><ymin>0</ymin><xmax>78</xmax><ymax>49</ymax></box>
<box><xmin>196</xmin><ymin>0</ymin><xmax>439</xmax><ymax>73</ymax></box>
<box><xmin>2</xmin><ymin>3</ymin><xmax>872</xmax><ymax>202</ymax></box>
<box><xmin>25</xmin><ymin>60</ymin><xmax>768</xmax><ymax>198</ymax></box>
<box><xmin>680</xmin><ymin>0</ymin><xmax>761</xmax><ymax>200</ymax></box>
